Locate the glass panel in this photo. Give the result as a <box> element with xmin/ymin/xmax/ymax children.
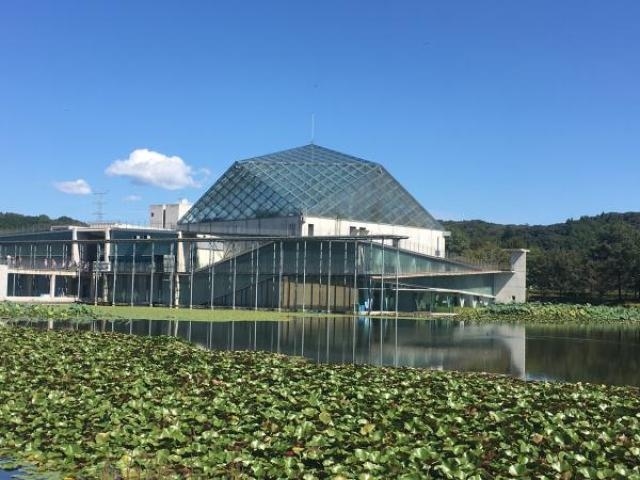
<box><xmin>180</xmin><ymin>145</ymin><xmax>442</xmax><ymax>230</ymax></box>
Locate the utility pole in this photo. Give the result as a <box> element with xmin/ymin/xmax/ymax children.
<box><xmin>92</xmin><ymin>191</ymin><xmax>108</xmax><ymax>224</ymax></box>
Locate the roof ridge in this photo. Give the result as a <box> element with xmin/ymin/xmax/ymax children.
<box><xmin>236</xmin><ymin>144</ymin><xmax>378</xmax><ymax>166</ymax></box>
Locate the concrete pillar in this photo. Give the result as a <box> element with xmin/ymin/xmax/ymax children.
<box><xmin>176</xmin><ymin>232</ymin><xmax>186</xmax><ymax>272</ymax></box>
<box><xmin>103</xmin><ymin>228</ymin><xmax>111</xmax><ymax>260</ymax></box>
<box><xmin>71</xmin><ymin>227</ymin><xmax>80</xmax><ymax>264</ymax></box>
<box><xmin>494</xmin><ymin>249</ymin><xmax>528</xmax><ymax>303</ymax></box>
<box><xmin>102</xmin><ymin>274</ymin><xmax>110</xmax><ymax>303</ymax></box>
<box><xmin>510</xmin><ymin>249</ymin><xmax>527</xmax><ymax>275</ymax></box>
<box><xmin>49</xmin><ymin>274</ymin><xmax>56</xmax><ymax>297</ymax></box>
<box><xmin>174</xmin><ymin>272</ymin><xmax>180</xmax><ymax>308</ymax></box>
<box><xmin>0</xmin><ymin>265</ymin><xmax>7</xmax><ymax>301</ymax></box>
<box><xmin>174</xmin><ymin>235</ymin><xmax>183</xmax><ymax>307</ymax></box>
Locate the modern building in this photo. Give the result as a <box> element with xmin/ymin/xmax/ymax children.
<box><xmin>0</xmin><ymin>145</ymin><xmax>527</xmax><ymax>309</ymax></box>
<box><xmin>180</xmin><ymin>145</ymin><xmax>447</xmax><ymax>257</ymax></box>
<box><xmin>0</xmin><ymin>224</ymin><xmax>185</xmax><ymax>304</ymax></box>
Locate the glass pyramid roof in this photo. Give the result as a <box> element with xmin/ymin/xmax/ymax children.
<box><xmin>180</xmin><ymin>145</ymin><xmax>443</xmax><ymax>230</ymax></box>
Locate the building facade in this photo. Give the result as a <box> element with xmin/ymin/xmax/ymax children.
<box><xmin>0</xmin><ymin>145</ymin><xmax>527</xmax><ymax>309</ymax></box>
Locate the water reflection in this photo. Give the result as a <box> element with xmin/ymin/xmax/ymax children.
<box><xmin>525</xmin><ymin>326</ymin><xmax>640</xmax><ymax>386</ymax></box>
<box><xmin>36</xmin><ymin>317</ymin><xmax>640</xmax><ymax>386</ymax></box>
<box><xmin>103</xmin><ymin>317</ymin><xmax>530</xmax><ymax>378</ymax></box>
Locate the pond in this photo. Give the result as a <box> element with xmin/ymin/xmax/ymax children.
<box><xmin>89</xmin><ymin>316</ymin><xmax>640</xmax><ymax>387</ymax></box>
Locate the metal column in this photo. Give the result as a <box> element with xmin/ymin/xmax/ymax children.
<box><xmin>278</xmin><ymin>241</ymin><xmax>283</xmax><ymax>312</ymax></box>
<box><xmin>130</xmin><ymin>243</ymin><xmax>136</xmax><ymax>306</ymax></box>
<box><xmin>209</xmin><ymin>241</ymin><xmax>215</xmax><ymax>310</ymax></box>
<box><xmin>111</xmin><ymin>243</ymin><xmax>118</xmax><ymax>306</ymax></box>
<box><xmin>379</xmin><ymin>239</ymin><xmax>385</xmax><ymax>313</ymax></box>
<box><xmin>149</xmin><ymin>242</ymin><xmax>155</xmax><ymax>307</ymax></box>
<box><xmin>254</xmin><ymin>242</ymin><xmax>260</xmax><ymax>311</ymax></box>
<box><xmin>327</xmin><ymin>241</ymin><xmax>332</xmax><ymax>313</ymax></box>
<box><xmin>302</xmin><ymin>241</ymin><xmax>307</xmax><ymax>313</ymax></box>
<box><xmin>189</xmin><ymin>241</ymin><xmax>194</xmax><ymax>309</ymax></box>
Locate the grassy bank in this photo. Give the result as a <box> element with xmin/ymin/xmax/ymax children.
<box><xmin>5</xmin><ymin>301</ymin><xmax>640</xmax><ymax>326</ymax></box>
<box><xmin>1</xmin><ymin>326</ymin><xmax>639</xmax><ymax>479</ymax></box>
<box><xmin>0</xmin><ymin>302</ymin><xmax>329</xmax><ymax>323</ymax></box>
<box><xmin>93</xmin><ymin>305</ymin><xmax>303</xmax><ymax>322</ymax></box>
<box><xmin>455</xmin><ymin>302</ymin><xmax>640</xmax><ymax>325</ymax></box>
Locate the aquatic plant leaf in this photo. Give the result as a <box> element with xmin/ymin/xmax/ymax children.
<box><xmin>0</xmin><ymin>325</ymin><xmax>638</xmax><ymax>478</ymax></box>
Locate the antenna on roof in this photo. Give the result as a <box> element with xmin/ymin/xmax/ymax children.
<box><xmin>310</xmin><ymin>113</ymin><xmax>315</xmax><ymax>145</ymax></box>
<box><xmin>310</xmin><ymin>113</ymin><xmax>316</xmax><ymax>161</ymax></box>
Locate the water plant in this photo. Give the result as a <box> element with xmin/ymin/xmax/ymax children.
<box><xmin>456</xmin><ymin>302</ymin><xmax>640</xmax><ymax>325</ymax></box>
<box><xmin>0</xmin><ymin>302</ymin><xmax>310</xmax><ymax>323</ymax></box>
<box><xmin>0</xmin><ymin>302</ymin><xmax>98</xmax><ymax>323</ymax></box>
<box><xmin>0</xmin><ymin>326</ymin><xmax>638</xmax><ymax>478</ymax></box>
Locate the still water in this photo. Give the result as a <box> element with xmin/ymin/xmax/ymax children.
<box><xmin>95</xmin><ymin>317</ymin><xmax>640</xmax><ymax>387</ymax></box>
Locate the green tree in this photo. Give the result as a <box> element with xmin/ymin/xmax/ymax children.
<box><xmin>589</xmin><ymin>221</ymin><xmax>640</xmax><ymax>300</ymax></box>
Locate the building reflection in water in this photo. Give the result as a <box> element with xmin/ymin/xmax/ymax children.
<box><xmin>109</xmin><ymin>317</ymin><xmax>526</xmax><ymax>379</ymax></box>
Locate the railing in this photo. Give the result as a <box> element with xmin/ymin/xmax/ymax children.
<box><xmin>88</xmin><ymin>221</ymin><xmax>176</xmax><ymax>230</ymax></box>
<box><xmin>0</xmin><ymin>220</ymin><xmax>175</xmax><ymax>238</ymax></box>
<box><xmin>3</xmin><ymin>260</ymin><xmax>90</xmax><ymax>272</ymax></box>
<box><xmin>446</xmin><ymin>253</ymin><xmax>512</xmax><ymax>272</ymax></box>
<box><xmin>0</xmin><ymin>224</ymin><xmax>81</xmax><ymax>236</ymax></box>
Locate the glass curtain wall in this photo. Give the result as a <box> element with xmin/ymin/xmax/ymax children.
<box><xmin>1</xmin><ymin>236</ymin><xmax>497</xmax><ymax>310</ymax></box>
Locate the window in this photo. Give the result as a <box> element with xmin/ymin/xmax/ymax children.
<box><xmin>349</xmin><ymin>226</ymin><xmax>357</xmax><ymax>236</ymax></box>
<box><xmin>308</xmin><ymin>224</ymin><xmax>314</xmax><ymax>236</ymax></box>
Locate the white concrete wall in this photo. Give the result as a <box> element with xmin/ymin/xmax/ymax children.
<box><xmin>194</xmin><ymin>241</ymin><xmax>226</xmax><ymax>267</ymax></box>
<box><xmin>494</xmin><ymin>249</ymin><xmax>527</xmax><ymax>303</ymax></box>
<box><xmin>150</xmin><ymin>202</ymin><xmax>192</xmax><ymax>229</ymax></box>
<box><xmin>149</xmin><ymin>205</ymin><xmax>164</xmax><ymax>229</ymax></box>
<box><xmin>303</xmin><ymin>216</ymin><xmax>446</xmax><ymax>257</ymax></box>
<box><xmin>181</xmin><ymin>237</ymin><xmax>236</xmax><ymax>270</ymax></box>
<box><xmin>183</xmin><ymin>215</ymin><xmax>447</xmax><ymax>257</ymax></box>
<box><xmin>0</xmin><ymin>264</ymin><xmax>7</xmax><ymax>301</ymax></box>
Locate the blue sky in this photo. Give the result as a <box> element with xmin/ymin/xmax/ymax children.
<box><xmin>1</xmin><ymin>1</ymin><xmax>639</xmax><ymax>226</ymax></box>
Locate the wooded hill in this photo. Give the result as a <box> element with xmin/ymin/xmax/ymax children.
<box><xmin>0</xmin><ymin>212</ymin><xmax>86</xmax><ymax>233</ymax></box>
<box><xmin>1</xmin><ymin>210</ymin><xmax>638</xmax><ymax>302</ymax></box>
<box><xmin>443</xmin><ymin>212</ymin><xmax>640</xmax><ymax>302</ymax></box>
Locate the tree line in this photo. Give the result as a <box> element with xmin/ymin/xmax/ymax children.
<box><xmin>443</xmin><ymin>212</ymin><xmax>640</xmax><ymax>303</ymax></box>
<box><xmin>0</xmin><ymin>212</ymin><xmax>86</xmax><ymax>233</ymax></box>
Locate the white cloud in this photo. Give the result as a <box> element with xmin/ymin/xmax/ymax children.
<box><xmin>123</xmin><ymin>194</ymin><xmax>142</xmax><ymax>202</ymax></box>
<box><xmin>53</xmin><ymin>179</ymin><xmax>92</xmax><ymax>195</ymax></box>
<box><xmin>106</xmin><ymin>148</ymin><xmax>201</xmax><ymax>190</ymax></box>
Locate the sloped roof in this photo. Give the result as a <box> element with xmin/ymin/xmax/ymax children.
<box><xmin>179</xmin><ymin>145</ymin><xmax>443</xmax><ymax>230</ymax></box>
